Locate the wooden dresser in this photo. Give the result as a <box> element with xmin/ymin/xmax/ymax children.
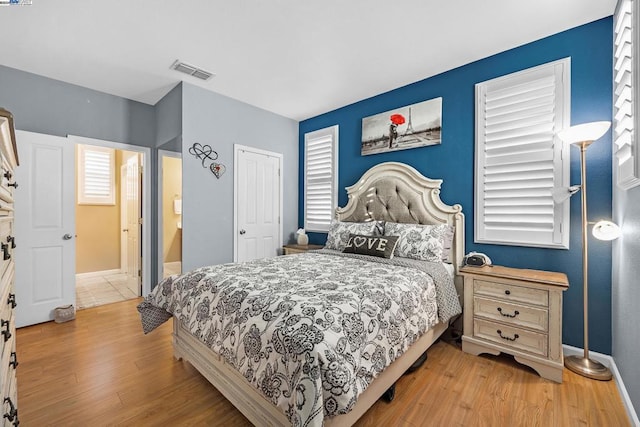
<box><xmin>461</xmin><ymin>265</ymin><xmax>568</xmax><ymax>383</ymax></box>
<box><xmin>0</xmin><ymin>109</ymin><xmax>19</xmax><ymax>426</ymax></box>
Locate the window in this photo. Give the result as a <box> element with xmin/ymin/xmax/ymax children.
<box><xmin>77</xmin><ymin>144</ymin><xmax>116</xmax><ymax>205</ymax></box>
<box><xmin>475</xmin><ymin>58</ymin><xmax>570</xmax><ymax>248</ymax></box>
<box><xmin>304</xmin><ymin>125</ymin><xmax>338</xmax><ymax>232</ymax></box>
<box><xmin>614</xmin><ymin>0</ymin><xmax>640</xmax><ymax>189</ymax></box>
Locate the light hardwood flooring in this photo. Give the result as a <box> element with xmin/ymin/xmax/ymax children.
<box><xmin>16</xmin><ymin>299</ymin><xmax>631</xmax><ymax>426</ymax></box>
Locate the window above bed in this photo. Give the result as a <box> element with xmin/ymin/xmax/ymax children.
<box><xmin>304</xmin><ymin>125</ymin><xmax>338</xmax><ymax>232</ymax></box>
<box><xmin>475</xmin><ymin>58</ymin><xmax>571</xmax><ymax>249</ymax></box>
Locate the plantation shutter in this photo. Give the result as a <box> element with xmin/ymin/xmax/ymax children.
<box><xmin>475</xmin><ymin>59</ymin><xmax>570</xmax><ymax>248</ymax></box>
<box><xmin>78</xmin><ymin>145</ymin><xmax>115</xmax><ymax>205</ymax></box>
<box><xmin>304</xmin><ymin>126</ymin><xmax>338</xmax><ymax>232</ymax></box>
<box><xmin>614</xmin><ymin>0</ymin><xmax>640</xmax><ymax>189</ymax></box>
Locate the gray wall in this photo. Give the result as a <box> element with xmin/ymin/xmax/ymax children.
<box><xmin>0</xmin><ymin>65</ymin><xmax>155</xmax><ymax>146</ymax></box>
<box><xmin>155</xmin><ymin>83</ymin><xmax>182</xmax><ymax>149</ymax></box>
<box><xmin>0</xmin><ymin>64</ymin><xmax>160</xmax><ymax>284</ymax></box>
<box><xmin>613</xmin><ymin>179</ymin><xmax>640</xmax><ymax>418</ymax></box>
<box><xmin>181</xmin><ymin>83</ymin><xmax>298</xmax><ymax>271</ymax></box>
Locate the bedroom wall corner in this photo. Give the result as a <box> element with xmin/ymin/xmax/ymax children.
<box><xmin>181</xmin><ymin>82</ymin><xmax>299</xmax><ymax>272</ymax></box>
<box><xmin>298</xmin><ymin>18</ymin><xmax>614</xmax><ymax>354</ymax></box>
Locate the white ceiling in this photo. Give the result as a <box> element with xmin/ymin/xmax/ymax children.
<box><xmin>0</xmin><ymin>0</ymin><xmax>616</xmax><ymax>121</ymax></box>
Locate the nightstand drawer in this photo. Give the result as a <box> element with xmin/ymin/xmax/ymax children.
<box><xmin>474</xmin><ymin>318</ymin><xmax>548</xmax><ymax>357</ymax></box>
<box><xmin>474</xmin><ymin>279</ymin><xmax>548</xmax><ymax>307</ymax></box>
<box><xmin>474</xmin><ymin>296</ymin><xmax>549</xmax><ymax>332</ymax></box>
<box><xmin>283</xmin><ymin>244</ymin><xmax>323</xmax><ymax>255</ymax></box>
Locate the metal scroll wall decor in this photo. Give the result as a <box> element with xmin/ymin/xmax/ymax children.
<box><xmin>188</xmin><ymin>142</ymin><xmax>226</xmax><ymax>179</ymax></box>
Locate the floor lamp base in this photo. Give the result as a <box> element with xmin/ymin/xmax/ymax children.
<box><xmin>565</xmin><ymin>355</ymin><xmax>612</xmax><ymax>381</ymax></box>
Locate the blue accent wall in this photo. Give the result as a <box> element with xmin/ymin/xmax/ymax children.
<box><xmin>299</xmin><ymin>18</ymin><xmax>614</xmax><ymax>354</ymax></box>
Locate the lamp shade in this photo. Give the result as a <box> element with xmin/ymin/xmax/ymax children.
<box><xmin>592</xmin><ymin>220</ymin><xmax>621</xmax><ymax>241</ymax></box>
<box><xmin>557</xmin><ymin>121</ymin><xmax>611</xmax><ymax>145</ymax></box>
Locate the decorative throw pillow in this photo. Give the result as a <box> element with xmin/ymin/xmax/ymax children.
<box><xmin>342</xmin><ymin>234</ymin><xmax>399</xmax><ymax>258</ymax></box>
<box><xmin>384</xmin><ymin>222</ymin><xmax>451</xmax><ymax>262</ymax></box>
<box><xmin>324</xmin><ymin>219</ymin><xmax>378</xmax><ymax>251</ymax></box>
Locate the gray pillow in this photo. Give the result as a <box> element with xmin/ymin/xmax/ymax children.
<box><xmin>342</xmin><ymin>234</ymin><xmax>399</xmax><ymax>258</ymax></box>
<box><xmin>325</xmin><ymin>219</ymin><xmax>378</xmax><ymax>251</ymax></box>
<box><xmin>384</xmin><ymin>222</ymin><xmax>452</xmax><ymax>262</ymax></box>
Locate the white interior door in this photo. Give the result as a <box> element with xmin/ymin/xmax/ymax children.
<box><xmin>124</xmin><ymin>154</ymin><xmax>141</xmax><ymax>293</ymax></box>
<box><xmin>120</xmin><ymin>164</ymin><xmax>128</xmax><ymax>275</ymax></box>
<box><xmin>14</xmin><ymin>130</ymin><xmax>75</xmax><ymax>327</ymax></box>
<box><xmin>235</xmin><ymin>147</ymin><xmax>282</xmax><ymax>262</ymax></box>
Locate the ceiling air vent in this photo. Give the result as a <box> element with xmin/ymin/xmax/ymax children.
<box><xmin>170</xmin><ymin>60</ymin><xmax>214</xmax><ymax>81</ymax></box>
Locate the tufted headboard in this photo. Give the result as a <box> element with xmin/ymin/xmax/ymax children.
<box><xmin>336</xmin><ymin>162</ymin><xmax>465</xmax><ymax>279</ymax></box>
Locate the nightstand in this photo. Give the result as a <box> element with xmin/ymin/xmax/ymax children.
<box><xmin>460</xmin><ymin>265</ymin><xmax>569</xmax><ymax>383</ymax></box>
<box><xmin>282</xmin><ymin>244</ymin><xmax>323</xmax><ymax>255</ymax></box>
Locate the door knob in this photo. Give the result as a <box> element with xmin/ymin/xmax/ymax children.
<box><xmin>239</xmin><ymin>229</ymin><xmax>246</xmax><ymax>235</ymax></box>
<box><xmin>63</xmin><ymin>234</ymin><xmax>73</xmax><ymax>240</ymax></box>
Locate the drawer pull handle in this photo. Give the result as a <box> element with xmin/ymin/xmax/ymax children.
<box><xmin>497</xmin><ymin>307</ymin><xmax>519</xmax><ymax>318</ymax></box>
<box><xmin>504</xmin><ymin>290</ymin><xmax>511</xmax><ymax>295</ymax></box>
<box><xmin>1</xmin><ymin>320</ymin><xmax>11</xmax><ymax>342</ymax></box>
<box><xmin>3</xmin><ymin>397</ymin><xmax>18</xmax><ymax>425</ymax></box>
<box><xmin>6</xmin><ymin>236</ymin><xmax>15</xmax><ymax>249</ymax></box>
<box><xmin>1</xmin><ymin>243</ymin><xmax>9</xmax><ymax>261</ymax></box>
<box><xmin>3</xmin><ymin>170</ymin><xmax>11</xmax><ymax>181</ymax></box>
<box><xmin>9</xmin><ymin>352</ymin><xmax>18</xmax><ymax>369</ymax></box>
<box><xmin>7</xmin><ymin>182</ymin><xmax>18</xmax><ymax>189</ymax></box>
<box><xmin>497</xmin><ymin>329</ymin><xmax>519</xmax><ymax>342</ymax></box>
<box><xmin>7</xmin><ymin>294</ymin><xmax>16</xmax><ymax>309</ymax></box>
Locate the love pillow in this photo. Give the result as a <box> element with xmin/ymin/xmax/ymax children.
<box><xmin>342</xmin><ymin>234</ymin><xmax>399</xmax><ymax>259</ymax></box>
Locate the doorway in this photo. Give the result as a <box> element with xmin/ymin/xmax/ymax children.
<box><xmin>75</xmin><ymin>146</ymin><xmax>142</xmax><ymax>309</ymax></box>
<box><xmin>158</xmin><ymin>150</ymin><xmax>182</xmax><ymax>279</ymax></box>
<box><xmin>14</xmin><ymin>132</ymin><xmax>151</xmax><ymax>327</ymax></box>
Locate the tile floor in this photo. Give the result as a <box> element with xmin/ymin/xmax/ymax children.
<box><xmin>76</xmin><ymin>272</ymin><xmax>139</xmax><ymax>310</ymax></box>
<box><xmin>163</xmin><ymin>261</ymin><xmax>182</xmax><ymax>278</ymax></box>
<box><xmin>76</xmin><ymin>262</ymin><xmax>182</xmax><ymax>310</ymax></box>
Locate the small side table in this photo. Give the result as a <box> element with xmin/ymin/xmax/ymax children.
<box><xmin>460</xmin><ymin>265</ymin><xmax>569</xmax><ymax>383</ymax></box>
<box><xmin>282</xmin><ymin>244</ymin><xmax>323</xmax><ymax>255</ymax></box>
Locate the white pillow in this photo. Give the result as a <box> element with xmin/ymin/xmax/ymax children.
<box><xmin>325</xmin><ymin>220</ymin><xmax>379</xmax><ymax>251</ymax></box>
<box><xmin>384</xmin><ymin>222</ymin><xmax>451</xmax><ymax>262</ymax></box>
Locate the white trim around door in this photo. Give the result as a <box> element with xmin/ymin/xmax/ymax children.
<box><xmin>157</xmin><ymin>149</ymin><xmax>182</xmax><ymax>281</ymax></box>
<box><xmin>69</xmin><ymin>135</ymin><xmax>152</xmax><ymax>297</ymax></box>
<box><xmin>233</xmin><ymin>144</ymin><xmax>283</xmax><ymax>262</ymax></box>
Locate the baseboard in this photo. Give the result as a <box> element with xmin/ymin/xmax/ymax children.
<box><xmin>76</xmin><ymin>269</ymin><xmax>122</xmax><ymax>279</ymax></box>
<box><xmin>563</xmin><ymin>345</ymin><xmax>640</xmax><ymax>427</ymax></box>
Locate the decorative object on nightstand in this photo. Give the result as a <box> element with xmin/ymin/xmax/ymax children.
<box><xmin>295</xmin><ymin>228</ymin><xmax>309</xmax><ymax>246</ymax></box>
<box><xmin>556</xmin><ymin>121</ymin><xmax>620</xmax><ymax>381</ymax></box>
<box><xmin>282</xmin><ymin>244</ymin><xmax>323</xmax><ymax>255</ymax></box>
<box><xmin>461</xmin><ymin>265</ymin><xmax>569</xmax><ymax>383</ymax></box>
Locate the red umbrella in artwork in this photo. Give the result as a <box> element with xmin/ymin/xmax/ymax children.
<box><xmin>390</xmin><ymin>114</ymin><xmax>405</xmax><ymax>125</ymax></box>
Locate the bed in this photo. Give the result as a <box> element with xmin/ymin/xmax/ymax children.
<box><xmin>138</xmin><ymin>162</ymin><xmax>465</xmax><ymax>426</ymax></box>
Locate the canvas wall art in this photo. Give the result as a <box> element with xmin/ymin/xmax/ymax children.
<box><xmin>361</xmin><ymin>97</ymin><xmax>442</xmax><ymax>156</ymax></box>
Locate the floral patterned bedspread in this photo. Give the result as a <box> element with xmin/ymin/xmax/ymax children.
<box><xmin>138</xmin><ymin>250</ymin><xmax>461</xmax><ymax>426</ymax></box>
